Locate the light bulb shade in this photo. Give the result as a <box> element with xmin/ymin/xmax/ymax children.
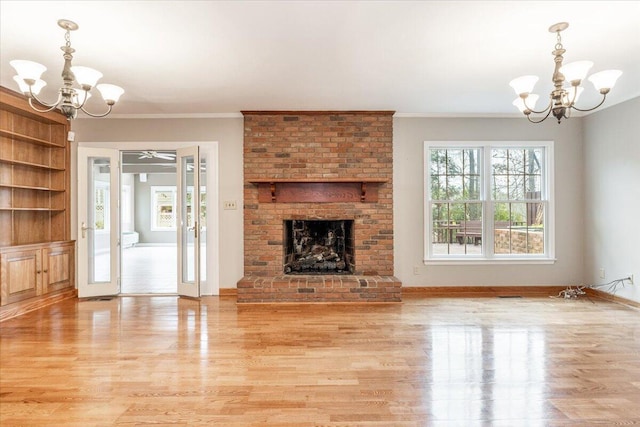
<box><xmin>588</xmin><ymin>69</ymin><xmax>622</xmax><ymax>91</ymax></box>
<box><xmin>10</xmin><ymin>60</ymin><xmax>47</xmax><ymax>81</ymax></box>
<box><xmin>96</xmin><ymin>83</ymin><xmax>124</xmax><ymax>104</ymax></box>
<box><xmin>71</xmin><ymin>66</ymin><xmax>103</xmax><ymax>88</ymax></box>
<box><xmin>512</xmin><ymin>94</ymin><xmax>539</xmax><ymax>112</ymax></box>
<box><xmin>13</xmin><ymin>76</ymin><xmax>46</xmax><ymax>95</ymax></box>
<box><xmin>560</xmin><ymin>61</ymin><xmax>593</xmax><ymax>83</ymax></box>
<box><xmin>509</xmin><ymin>75</ymin><xmax>539</xmax><ymax>96</ymax></box>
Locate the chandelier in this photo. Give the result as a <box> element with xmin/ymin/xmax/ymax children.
<box><xmin>10</xmin><ymin>19</ymin><xmax>124</xmax><ymax>120</ymax></box>
<box><xmin>509</xmin><ymin>22</ymin><xmax>622</xmax><ymax>124</ymax></box>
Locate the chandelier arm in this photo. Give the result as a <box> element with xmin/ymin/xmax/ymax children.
<box><xmin>526</xmin><ymin>108</ymin><xmax>553</xmax><ymax>124</ymax></box>
<box><xmin>27</xmin><ymin>87</ymin><xmax>63</xmax><ymax>109</ymax></box>
<box><xmin>525</xmin><ymin>98</ymin><xmax>553</xmax><ymax>115</ymax></box>
<box><xmin>79</xmin><ymin>104</ymin><xmax>114</xmax><ymax>118</ymax></box>
<box><xmin>27</xmin><ymin>97</ymin><xmax>61</xmax><ymax>114</ymax></box>
<box><xmin>571</xmin><ymin>94</ymin><xmax>608</xmax><ymax>112</ymax></box>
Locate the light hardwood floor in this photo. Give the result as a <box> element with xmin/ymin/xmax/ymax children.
<box><xmin>1</xmin><ymin>294</ymin><xmax>640</xmax><ymax>426</ymax></box>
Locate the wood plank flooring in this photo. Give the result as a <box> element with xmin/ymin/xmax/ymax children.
<box><xmin>1</xmin><ymin>294</ymin><xmax>640</xmax><ymax>426</ymax></box>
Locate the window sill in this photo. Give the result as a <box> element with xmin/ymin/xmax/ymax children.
<box><xmin>423</xmin><ymin>257</ymin><xmax>557</xmax><ymax>266</ymax></box>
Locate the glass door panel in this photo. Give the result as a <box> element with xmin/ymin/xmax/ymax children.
<box><xmin>177</xmin><ymin>146</ymin><xmax>200</xmax><ymax>298</ymax></box>
<box><xmin>77</xmin><ymin>148</ymin><xmax>119</xmax><ymax>298</ymax></box>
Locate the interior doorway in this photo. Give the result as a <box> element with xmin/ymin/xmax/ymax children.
<box><xmin>120</xmin><ymin>150</ymin><xmax>178</xmax><ymax>294</ymax></box>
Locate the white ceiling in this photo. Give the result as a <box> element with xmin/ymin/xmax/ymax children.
<box><xmin>1</xmin><ymin>1</ymin><xmax>639</xmax><ymax>118</ymax></box>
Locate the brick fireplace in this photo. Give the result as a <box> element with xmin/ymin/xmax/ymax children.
<box><xmin>237</xmin><ymin>111</ymin><xmax>401</xmax><ymax>303</ymax></box>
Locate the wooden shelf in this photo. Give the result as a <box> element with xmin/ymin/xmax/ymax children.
<box><xmin>0</xmin><ymin>183</ymin><xmax>65</xmax><ymax>192</ymax></box>
<box><xmin>0</xmin><ymin>208</ymin><xmax>66</xmax><ymax>212</ymax></box>
<box><xmin>0</xmin><ymin>157</ymin><xmax>65</xmax><ymax>171</ymax></box>
<box><xmin>249</xmin><ymin>179</ymin><xmax>387</xmax><ymax>203</ymax></box>
<box><xmin>0</xmin><ymin>129</ymin><xmax>65</xmax><ymax>148</ymax></box>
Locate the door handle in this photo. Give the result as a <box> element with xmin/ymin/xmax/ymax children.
<box><xmin>81</xmin><ymin>222</ymin><xmax>94</xmax><ymax>238</ymax></box>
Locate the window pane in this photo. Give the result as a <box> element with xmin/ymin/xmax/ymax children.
<box><xmin>430</xmin><ymin>175</ymin><xmax>445</xmax><ymax>200</ymax></box>
<box><xmin>455</xmin><ymin>203</ymin><xmax>482</xmax><ymax>253</ymax></box>
<box><xmin>447</xmin><ymin>175</ymin><xmax>463</xmax><ymax>200</ymax></box>
<box><xmin>525</xmin><ymin>176</ymin><xmax>542</xmax><ymax>198</ymax></box>
<box><xmin>431</xmin><ymin>149</ymin><xmax>447</xmax><ymax>175</ymax></box>
<box><xmin>432</xmin><ymin>203</ymin><xmax>449</xmax><ymax>245</ymax></box>
<box><xmin>494</xmin><ymin>202</ymin><xmax>545</xmax><ymax>254</ymax></box>
<box><xmin>508</xmin><ymin>149</ymin><xmax>525</xmax><ymax>174</ymax></box>
<box><xmin>525</xmin><ymin>148</ymin><xmax>543</xmax><ymax>175</ymax></box>
<box><xmin>508</xmin><ymin>174</ymin><xmax>524</xmax><ymax>200</ymax></box>
<box><xmin>447</xmin><ymin>150</ymin><xmax>464</xmax><ymax>174</ymax></box>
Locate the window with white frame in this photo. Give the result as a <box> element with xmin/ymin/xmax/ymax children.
<box><xmin>424</xmin><ymin>141</ymin><xmax>554</xmax><ymax>263</ymax></box>
<box><xmin>151</xmin><ymin>186</ymin><xmax>177</xmax><ymax>230</ymax></box>
<box><xmin>151</xmin><ymin>186</ymin><xmax>206</xmax><ymax>231</ymax></box>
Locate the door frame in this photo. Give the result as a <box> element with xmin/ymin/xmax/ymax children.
<box><xmin>73</xmin><ymin>141</ymin><xmax>219</xmax><ymax>296</ymax></box>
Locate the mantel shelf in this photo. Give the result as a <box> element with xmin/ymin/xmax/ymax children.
<box><xmin>249</xmin><ymin>178</ymin><xmax>388</xmax><ymax>184</ymax></box>
<box><xmin>249</xmin><ymin>179</ymin><xmax>387</xmax><ymax>203</ymax></box>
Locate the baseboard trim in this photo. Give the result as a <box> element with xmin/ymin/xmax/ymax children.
<box><xmin>402</xmin><ymin>286</ymin><xmax>568</xmax><ymax>298</ymax></box>
<box><xmin>219</xmin><ymin>288</ymin><xmax>238</xmax><ymax>297</ymax></box>
<box><xmin>585</xmin><ymin>288</ymin><xmax>640</xmax><ymax>309</ymax></box>
<box><xmin>0</xmin><ymin>288</ymin><xmax>77</xmax><ymax>322</ymax></box>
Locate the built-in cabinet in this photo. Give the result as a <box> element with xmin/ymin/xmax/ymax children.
<box><xmin>0</xmin><ymin>241</ymin><xmax>75</xmax><ymax>305</ymax></box>
<box><xmin>0</xmin><ymin>87</ymin><xmax>75</xmax><ymax>315</ymax></box>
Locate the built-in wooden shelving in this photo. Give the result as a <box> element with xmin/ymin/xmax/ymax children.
<box><xmin>1</xmin><ymin>86</ymin><xmax>75</xmax><ymax>315</ymax></box>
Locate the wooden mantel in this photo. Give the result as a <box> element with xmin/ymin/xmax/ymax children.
<box><xmin>249</xmin><ymin>179</ymin><xmax>387</xmax><ymax>203</ymax></box>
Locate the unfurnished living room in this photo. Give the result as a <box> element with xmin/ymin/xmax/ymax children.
<box><xmin>1</xmin><ymin>1</ymin><xmax>639</xmax><ymax>425</ymax></box>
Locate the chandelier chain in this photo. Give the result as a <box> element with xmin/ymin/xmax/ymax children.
<box><xmin>555</xmin><ymin>31</ymin><xmax>563</xmax><ymax>50</ymax></box>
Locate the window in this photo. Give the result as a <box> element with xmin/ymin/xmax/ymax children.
<box><xmin>151</xmin><ymin>186</ymin><xmax>177</xmax><ymax>230</ymax></box>
<box><xmin>151</xmin><ymin>186</ymin><xmax>206</xmax><ymax>231</ymax></box>
<box><xmin>424</xmin><ymin>141</ymin><xmax>554</xmax><ymax>263</ymax></box>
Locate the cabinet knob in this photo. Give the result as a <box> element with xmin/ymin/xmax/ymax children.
<box><xmin>43</xmin><ymin>269</ymin><xmax>48</xmax><ymax>273</ymax></box>
<box><xmin>37</xmin><ymin>270</ymin><xmax>41</xmax><ymax>274</ymax></box>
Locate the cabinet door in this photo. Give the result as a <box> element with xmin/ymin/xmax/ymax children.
<box><xmin>43</xmin><ymin>243</ymin><xmax>74</xmax><ymax>294</ymax></box>
<box><xmin>0</xmin><ymin>248</ymin><xmax>42</xmax><ymax>306</ymax></box>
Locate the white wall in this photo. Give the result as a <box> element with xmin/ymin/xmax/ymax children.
<box><xmin>583</xmin><ymin>97</ymin><xmax>640</xmax><ymax>303</ymax></box>
<box><xmin>71</xmin><ymin>117</ymin><xmax>244</xmax><ymax>293</ymax></box>
<box><xmin>393</xmin><ymin>117</ymin><xmax>584</xmax><ymax>287</ymax></box>
<box><xmin>134</xmin><ymin>173</ymin><xmax>177</xmax><ymax>244</ymax></box>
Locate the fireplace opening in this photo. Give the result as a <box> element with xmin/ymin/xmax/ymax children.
<box><xmin>283</xmin><ymin>220</ymin><xmax>355</xmax><ymax>275</ymax></box>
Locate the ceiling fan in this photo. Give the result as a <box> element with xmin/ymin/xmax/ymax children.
<box><xmin>138</xmin><ymin>150</ymin><xmax>176</xmax><ymax>161</ymax></box>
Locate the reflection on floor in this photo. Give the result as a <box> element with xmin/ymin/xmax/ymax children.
<box><xmin>2</xmin><ymin>295</ymin><xmax>640</xmax><ymax>425</ymax></box>
<box><xmin>121</xmin><ymin>244</ymin><xmax>177</xmax><ymax>294</ymax></box>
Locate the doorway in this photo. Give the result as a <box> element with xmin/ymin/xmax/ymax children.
<box><xmin>120</xmin><ymin>150</ymin><xmax>178</xmax><ymax>294</ymax></box>
<box><xmin>77</xmin><ymin>145</ymin><xmax>211</xmax><ymax>298</ymax></box>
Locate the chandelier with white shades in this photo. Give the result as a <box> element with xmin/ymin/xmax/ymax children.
<box><xmin>10</xmin><ymin>19</ymin><xmax>124</xmax><ymax>120</ymax></box>
<box><xmin>509</xmin><ymin>22</ymin><xmax>622</xmax><ymax>124</ymax></box>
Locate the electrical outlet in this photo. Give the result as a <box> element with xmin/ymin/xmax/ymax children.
<box><xmin>599</xmin><ymin>268</ymin><xmax>605</xmax><ymax>279</ymax></box>
<box><xmin>223</xmin><ymin>200</ymin><xmax>237</xmax><ymax>210</ymax></box>
<box><xmin>413</xmin><ymin>266</ymin><xmax>421</xmax><ymax>275</ymax></box>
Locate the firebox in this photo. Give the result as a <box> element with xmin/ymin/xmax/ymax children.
<box><xmin>283</xmin><ymin>220</ymin><xmax>355</xmax><ymax>275</ymax></box>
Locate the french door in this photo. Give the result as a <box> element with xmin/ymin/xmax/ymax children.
<box><xmin>77</xmin><ymin>146</ymin><xmax>203</xmax><ymax>298</ymax></box>
<box><xmin>176</xmin><ymin>146</ymin><xmax>202</xmax><ymax>298</ymax></box>
<box><xmin>77</xmin><ymin>148</ymin><xmax>120</xmax><ymax>298</ymax></box>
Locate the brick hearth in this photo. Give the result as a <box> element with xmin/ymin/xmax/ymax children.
<box><xmin>238</xmin><ymin>111</ymin><xmax>401</xmax><ymax>303</ymax></box>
